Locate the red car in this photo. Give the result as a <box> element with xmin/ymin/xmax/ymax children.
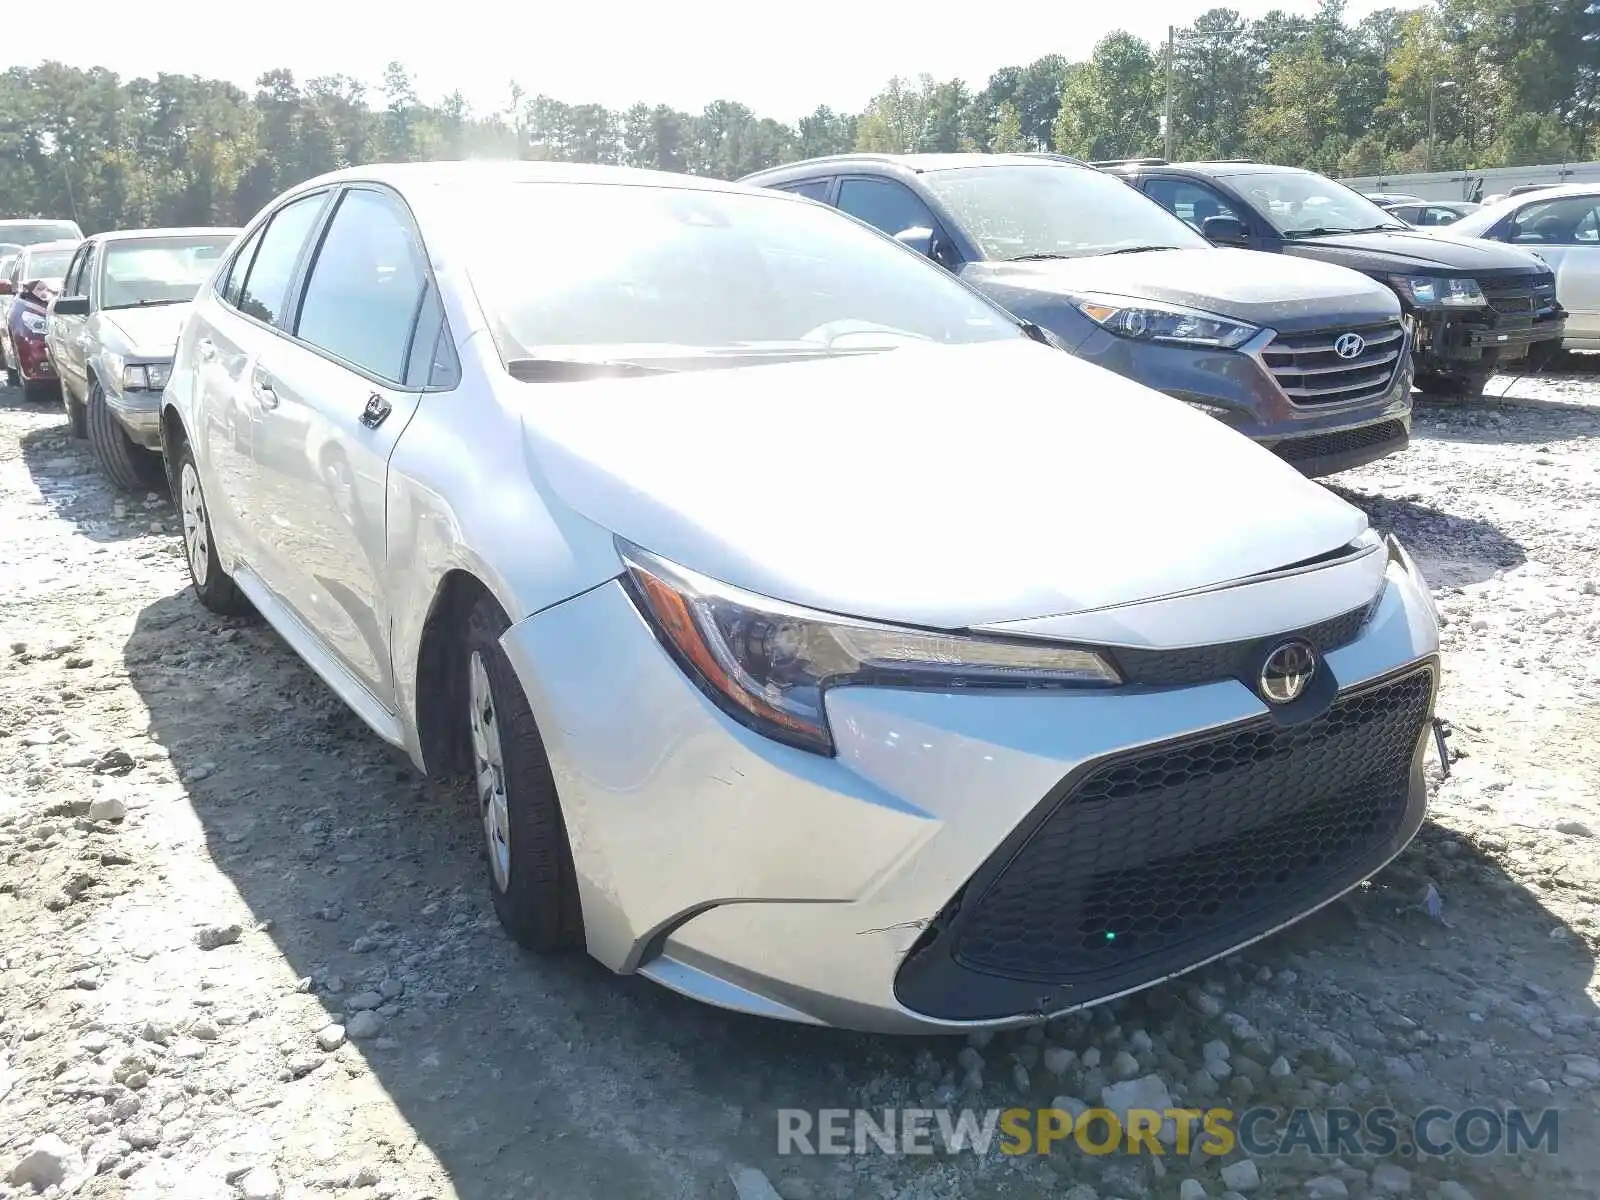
<box><xmin>2</xmin><ymin>239</ymin><xmax>79</xmax><ymax>400</ymax></box>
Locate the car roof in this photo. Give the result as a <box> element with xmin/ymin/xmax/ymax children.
<box><xmin>19</xmin><ymin>239</ymin><xmax>80</xmax><ymax>256</ymax></box>
<box><xmin>1150</xmin><ymin>162</ymin><xmax>1313</xmax><ymax>179</ymax></box>
<box><xmin>293</xmin><ymin>159</ymin><xmax>770</xmax><ymax>198</ymax></box>
<box><xmin>1500</xmin><ymin>182</ymin><xmax>1599</xmax><ymax>203</ymax></box>
<box><xmin>740</xmin><ymin>152</ymin><xmax>1088</xmax><ymax>182</ymax></box>
<box><xmin>0</xmin><ymin>217</ymin><xmax>80</xmax><ymax>228</ymax></box>
<box><xmin>88</xmin><ymin>226</ymin><xmax>242</xmax><ymax>243</ymax></box>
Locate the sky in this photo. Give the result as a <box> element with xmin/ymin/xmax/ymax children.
<box><xmin>24</xmin><ymin>0</ymin><xmax>1400</xmax><ymax>122</ymax></box>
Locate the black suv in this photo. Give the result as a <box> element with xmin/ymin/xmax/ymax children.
<box><xmin>1101</xmin><ymin>160</ymin><xmax>1565</xmax><ymax>397</ymax></box>
<box><xmin>741</xmin><ymin>153</ymin><xmax>1414</xmax><ymax>477</ymax></box>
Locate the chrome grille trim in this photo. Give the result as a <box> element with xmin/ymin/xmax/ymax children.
<box><xmin>1261</xmin><ymin>319</ymin><xmax>1407</xmax><ymax>408</ymax></box>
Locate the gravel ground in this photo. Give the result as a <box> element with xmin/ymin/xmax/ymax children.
<box><xmin>1</xmin><ymin>363</ymin><xmax>1598</xmax><ymax>1200</ymax></box>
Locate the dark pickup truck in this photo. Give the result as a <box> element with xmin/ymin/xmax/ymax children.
<box><xmin>1103</xmin><ymin>161</ymin><xmax>1566</xmax><ymax>397</ymax></box>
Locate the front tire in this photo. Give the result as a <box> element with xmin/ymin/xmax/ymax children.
<box><xmin>86</xmin><ymin>382</ymin><xmax>165</xmax><ymax>491</ymax></box>
<box><xmin>463</xmin><ymin>595</ymin><xmax>584</xmax><ymax>953</ymax></box>
<box><xmin>174</xmin><ymin>440</ymin><xmax>251</xmax><ymax>616</ymax></box>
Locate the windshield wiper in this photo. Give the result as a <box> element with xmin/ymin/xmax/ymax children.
<box><xmin>1094</xmin><ymin>245</ymin><xmax>1186</xmax><ymax>256</ymax></box>
<box><xmin>504</xmin><ymin>357</ymin><xmax>676</xmax><ymax>382</ymax></box>
<box><xmin>1006</xmin><ymin>252</ymin><xmax>1078</xmax><ymax>262</ymax></box>
<box><xmin>1282</xmin><ymin>225</ymin><xmax>1402</xmax><ymax>239</ymax></box>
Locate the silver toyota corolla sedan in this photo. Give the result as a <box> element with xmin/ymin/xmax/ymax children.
<box><xmin>161</xmin><ymin>161</ymin><xmax>1442</xmax><ymax>1034</ymax></box>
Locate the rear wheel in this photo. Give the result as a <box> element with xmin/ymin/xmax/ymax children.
<box><xmin>174</xmin><ymin>440</ymin><xmax>251</xmax><ymax>616</ymax></box>
<box><xmin>63</xmin><ymin>389</ymin><xmax>87</xmax><ymax>437</ymax></box>
<box><xmin>463</xmin><ymin>594</ymin><xmax>584</xmax><ymax>953</ymax></box>
<box><xmin>86</xmin><ymin>381</ymin><xmax>165</xmax><ymax>491</ymax></box>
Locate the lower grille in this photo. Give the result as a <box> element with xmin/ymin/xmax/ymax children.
<box><xmin>1479</xmin><ymin>273</ymin><xmax>1558</xmax><ymax>321</ymax></box>
<box><xmin>1272</xmin><ymin>419</ymin><xmax>1408</xmax><ymax>466</ymax></box>
<box><xmin>943</xmin><ymin>667</ymin><xmax>1434</xmax><ymax>991</ymax></box>
<box><xmin>1262</xmin><ymin>320</ymin><xmax>1406</xmax><ymax>407</ymax></box>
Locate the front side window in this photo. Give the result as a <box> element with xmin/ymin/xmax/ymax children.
<box><xmin>1505</xmin><ymin>196</ymin><xmax>1600</xmax><ymax>245</ymax></box>
<box><xmin>295</xmin><ymin>188</ymin><xmax>428</xmax><ymax>382</ymax></box>
<box><xmin>446</xmin><ymin>181</ymin><xmax>1020</xmax><ymax>371</ymax></box>
<box><xmin>237</xmin><ymin>193</ymin><xmax>327</xmax><ymax>326</ymax></box>
<box><xmin>922</xmin><ymin>164</ymin><xmax>1210</xmax><ymax>261</ymax></box>
<box><xmin>836</xmin><ymin>178</ymin><xmax>938</xmax><ymax>239</ymax></box>
<box><xmin>1226</xmin><ymin>170</ymin><xmax>1402</xmax><ymax>237</ymax></box>
<box><xmin>100</xmin><ymin>235</ymin><xmax>236</xmax><ymax>309</ymax></box>
<box><xmin>221</xmin><ymin>226</ymin><xmax>265</xmax><ymax>309</ymax></box>
<box><xmin>1144</xmin><ymin>179</ymin><xmax>1243</xmax><ymax>232</ymax></box>
<box><xmin>780</xmin><ymin>180</ymin><xmax>832</xmax><ymax>202</ymax></box>
<box><xmin>62</xmin><ymin>246</ymin><xmax>89</xmax><ymax>298</ymax></box>
<box><xmin>74</xmin><ymin>245</ymin><xmax>98</xmax><ymax>302</ymax></box>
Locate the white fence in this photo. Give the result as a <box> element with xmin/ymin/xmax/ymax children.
<box><xmin>1339</xmin><ymin>162</ymin><xmax>1600</xmax><ymax>202</ymax></box>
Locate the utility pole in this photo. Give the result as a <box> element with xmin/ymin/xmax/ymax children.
<box><xmin>1164</xmin><ymin>25</ymin><xmax>1175</xmax><ymax>161</ymax></box>
<box><xmin>1427</xmin><ymin>78</ymin><xmax>1457</xmax><ymax>173</ymax></box>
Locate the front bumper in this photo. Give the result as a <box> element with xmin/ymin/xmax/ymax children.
<box><xmin>104</xmin><ymin>386</ymin><xmax>164</xmax><ymax>449</ymax></box>
<box><xmin>13</xmin><ymin>331</ymin><xmax>55</xmax><ymax>382</ymax></box>
<box><xmin>1410</xmin><ymin>298</ymin><xmax>1566</xmax><ymax>378</ymax></box>
<box><xmin>499</xmin><ymin>559</ymin><xmax>1441</xmax><ymax>1033</ymax></box>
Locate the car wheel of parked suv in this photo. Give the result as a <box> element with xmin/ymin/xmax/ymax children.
<box><xmin>1415</xmin><ymin>371</ymin><xmax>1490</xmax><ymax>399</ymax></box>
<box><xmin>4</xmin><ymin>367</ymin><xmax>17</xmax><ymax>389</ymax></box>
<box><xmin>86</xmin><ymin>382</ymin><xmax>165</xmax><ymax>492</ymax></box>
<box><xmin>174</xmin><ymin>440</ymin><xmax>251</xmax><ymax>616</ymax></box>
<box><xmin>463</xmin><ymin>593</ymin><xmax>584</xmax><ymax>954</ymax></box>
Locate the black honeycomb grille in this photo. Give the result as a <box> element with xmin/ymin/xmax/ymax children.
<box><xmin>1272</xmin><ymin>420</ymin><xmax>1408</xmax><ymax>466</ymax></box>
<box><xmin>1111</xmin><ymin>603</ymin><xmax>1371</xmax><ymax>689</ymax></box>
<box><xmin>949</xmin><ymin>668</ymin><xmax>1434</xmax><ymax>986</ymax></box>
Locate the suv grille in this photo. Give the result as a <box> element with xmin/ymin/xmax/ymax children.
<box><xmin>947</xmin><ymin>667</ymin><xmax>1434</xmax><ymax>988</ymax></box>
<box><xmin>1262</xmin><ymin>320</ymin><xmax>1406</xmax><ymax>407</ymax></box>
<box><xmin>1272</xmin><ymin>419</ymin><xmax>1408</xmax><ymax>466</ymax></box>
<box><xmin>1479</xmin><ymin>274</ymin><xmax>1558</xmax><ymax>322</ymax></box>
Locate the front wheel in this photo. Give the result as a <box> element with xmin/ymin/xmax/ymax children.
<box><xmin>174</xmin><ymin>440</ymin><xmax>252</xmax><ymax>616</ymax></box>
<box><xmin>86</xmin><ymin>382</ymin><xmax>165</xmax><ymax>491</ymax></box>
<box><xmin>463</xmin><ymin>595</ymin><xmax>584</xmax><ymax>953</ymax></box>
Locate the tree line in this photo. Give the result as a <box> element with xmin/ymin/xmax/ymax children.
<box><xmin>0</xmin><ymin>0</ymin><xmax>1594</xmax><ymax>234</ymax></box>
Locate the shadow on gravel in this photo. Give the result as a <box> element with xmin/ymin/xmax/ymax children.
<box><xmin>121</xmin><ymin>585</ymin><xmax>1600</xmax><ymax>1199</ymax></box>
<box><xmin>1412</xmin><ymin>392</ymin><xmax>1600</xmax><ymax>446</ymax></box>
<box><xmin>17</xmin><ymin>420</ymin><xmax>170</xmax><ymax>544</ymax></box>
<box><xmin>1327</xmin><ymin>487</ymin><xmax>1528</xmax><ymax>587</ymax></box>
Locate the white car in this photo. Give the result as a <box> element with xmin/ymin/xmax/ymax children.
<box><xmin>161</xmin><ymin>161</ymin><xmax>1442</xmax><ymax>1033</ymax></box>
<box><xmin>1439</xmin><ymin>185</ymin><xmax>1600</xmax><ymax>351</ymax></box>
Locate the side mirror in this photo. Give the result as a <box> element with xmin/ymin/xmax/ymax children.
<box><xmin>893</xmin><ymin>226</ymin><xmax>937</xmax><ymax>259</ymax></box>
<box><xmin>52</xmin><ymin>295</ymin><xmax>90</xmax><ymax>317</ymax></box>
<box><xmin>1202</xmin><ymin>216</ymin><xmax>1248</xmax><ymax>247</ymax></box>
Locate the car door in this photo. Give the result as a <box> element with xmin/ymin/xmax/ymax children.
<box><xmin>1142</xmin><ymin>177</ymin><xmax>1253</xmax><ymax>243</ymax></box>
<box><xmin>47</xmin><ymin>241</ymin><xmax>95</xmax><ymax>401</ymax></box>
<box><xmin>245</xmin><ymin>184</ymin><xmax>434</xmax><ymax>711</ymax></box>
<box><xmin>1493</xmin><ymin>195</ymin><xmax>1600</xmax><ymax>338</ymax></box>
<box><xmin>188</xmin><ymin>191</ymin><xmax>331</xmax><ymax>568</ymax></box>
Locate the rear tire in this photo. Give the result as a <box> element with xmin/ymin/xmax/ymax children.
<box><xmin>4</xmin><ymin>368</ymin><xmax>18</xmax><ymax>389</ymax></box>
<box><xmin>1415</xmin><ymin>371</ymin><xmax>1489</xmax><ymax>398</ymax></box>
<box><xmin>22</xmin><ymin>378</ymin><xmax>61</xmax><ymax>404</ymax></box>
<box><xmin>87</xmin><ymin>382</ymin><xmax>165</xmax><ymax>491</ymax></box>
<box><xmin>463</xmin><ymin>594</ymin><xmax>584</xmax><ymax>954</ymax></box>
<box><xmin>174</xmin><ymin>439</ymin><xmax>251</xmax><ymax>616</ymax></box>
<box><xmin>64</xmin><ymin>390</ymin><xmax>87</xmax><ymax>437</ymax></box>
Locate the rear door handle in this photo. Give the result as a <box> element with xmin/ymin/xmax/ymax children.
<box><xmin>250</xmin><ymin>369</ymin><xmax>280</xmax><ymax>410</ymax></box>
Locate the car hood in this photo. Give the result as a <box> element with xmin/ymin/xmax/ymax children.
<box><xmin>1283</xmin><ymin>229</ymin><xmax>1546</xmax><ymax>275</ymax></box>
<box><xmin>518</xmin><ymin>339</ymin><xmax>1368</xmax><ymax>629</ymax></box>
<box><xmin>960</xmin><ymin>248</ymin><xmax>1397</xmax><ymax>331</ymax></box>
<box><xmin>99</xmin><ymin>303</ymin><xmax>194</xmax><ymax>358</ymax></box>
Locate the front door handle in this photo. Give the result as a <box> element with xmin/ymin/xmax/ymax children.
<box><xmin>250</xmin><ymin>369</ymin><xmax>279</xmax><ymax>410</ymax></box>
<box><xmin>360</xmin><ymin>393</ymin><xmax>391</xmax><ymax>429</ymax></box>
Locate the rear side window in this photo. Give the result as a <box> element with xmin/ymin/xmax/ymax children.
<box><xmin>221</xmin><ymin>226</ymin><xmax>266</xmax><ymax>308</ymax></box>
<box><xmin>294</xmin><ymin>188</ymin><xmax>429</xmax><ymax>383</ymax></box>
<box><xmin>236</xmin><ymin>193</ymin><xmax>327</xmax><ymax>326</ymax></box>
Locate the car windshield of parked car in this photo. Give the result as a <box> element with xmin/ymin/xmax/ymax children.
<box><xmin>24</xmin><ymin>248</ymin><xmax>74</xmax><ymax>283</ymax></box>
<box><xmin>2</xmin><ymin>222</ymin><xmax>81</xmax><ymax>247</ymax></box>
<box><xmin>455</xmin><ymin>181</ymin><xmax>1022</xmax><ymax>370</ymax></box>
<box><xmin>100</xmin><ymin>235</ymin><xmax>234</xmax><ymax>308</ymax></box>
<box><xmin>1234</xmin><ymin>171</ymin><xmax>1404</xmax><ymax>236</ymax></box>
<box><xmin>921</xmin><ymin>164</ymin><xmax>1210</xmax><ymax>260</ymax></box>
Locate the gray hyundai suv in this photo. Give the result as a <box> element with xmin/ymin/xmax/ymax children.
<box><xmin>741</xmin><ymin>154</ymin><xmax>1414</xmax><ymax>477</ymax></box>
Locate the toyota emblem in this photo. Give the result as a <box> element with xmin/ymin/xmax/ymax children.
<box><xmin>1333</xmin><ymin>332</ymin><xmax>1366</xmax><ymax>359</ymax></box>
<box><xmin>1259</xmin><ymin>639</ymin><xmax>1318</xmax><ymax>705</ymax></box>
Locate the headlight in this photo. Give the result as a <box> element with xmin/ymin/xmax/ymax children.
<box><xmin>619</xmin><ymin>541</ymin><xmax>1122</xmax><ymax>755</ymax></box>
<box><xmin>1069</xmin><ymin>293</ymin><xmax>1259</xmax><ymax>349</ymax></box>
<box><xmin>20</xmin><ymin>311</ymin><xmax>46</xmax><ymax>335</ymax></box>
<box><xmin>122</xmin><ymin>362</ymin><xmax>172</xmax><ymax>391</ymax></box>
<box><xmin>1392</xmin><ymin>276</ymin><xmax>1485</xmax><ymax>307</ymax></box>
<box><xmin>1386</xmin><ymin>534</ymin><xmax>1439</xmax><ymax>627</ymax></box>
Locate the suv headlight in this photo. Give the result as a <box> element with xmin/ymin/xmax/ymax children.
<box><xmin>1067</xmin><ymin>292</ymin><xmax>1259</xmax><ymax>349</ymax></box>
<box><xmin>1392</xmin><ymin>276</ymin><xmax>1486</xmax><ymax>308</ymax></box>
<box><xmin>122</xmin><ymin>362</ymin><xmax>172</xmax><ymax>391</ymax></box>
<box><xmin>619</xmin><ymin>540</ymin><xmax>1122</xmax><ymax>755</ymax></box>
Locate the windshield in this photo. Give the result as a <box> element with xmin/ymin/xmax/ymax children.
<box><xmin>452</xmin><ymin>181</ymin><xmax>1020</xmax><ymax>368</ymax></box>
<box><xmin>24</xmin><ymin>249</ymin><xmax>73</xmax><ymax>281</ymax></box>
<box><xmin>1</xmin><ymin>222</ymin><xmax>82</xmax><ymax>247</ymax></box>
<box><xmin>100</xmin><ymin>235</ymin><xmax>235</xmax><ymax>308</ymax></box>
<box><xmin>922</xmin><ymin>164</ymin><xmax>1210</xmax><ymax>261</ymax></box>
<box><xmin>1233</xmin><ymin>170</ymin><xmax>1402</xmax><ymax>236</ymax></box>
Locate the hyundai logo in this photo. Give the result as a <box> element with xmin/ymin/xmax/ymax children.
<box><xmin>1333</xmin><ymin>332</ymin><xmax>1366</xmax><ymax>359</ymax></box>
<box><xmin>1259</xmin><ymin>639</ymin><xmax>1318</xmax><ymax>705</ymax></box>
